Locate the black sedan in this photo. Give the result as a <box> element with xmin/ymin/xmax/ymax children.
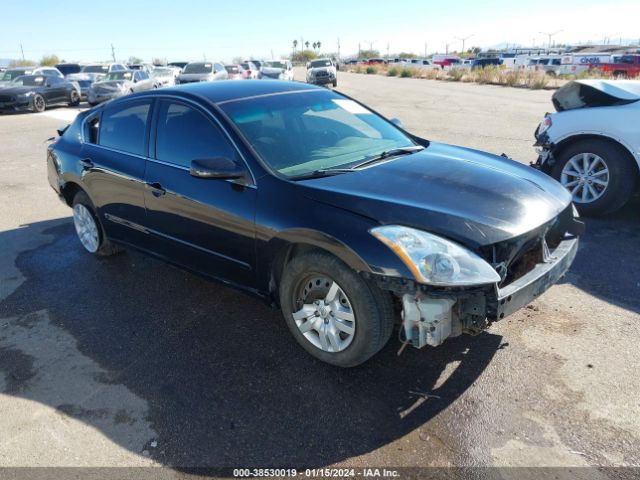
<box><xmin>47</xmin><ymin>81</ymin><xmax>583</xmax><ymax>367</ymax></box>
<box><xmin>0</xmin><ymin>75</ymin><xmax>80</xmax><ymax>113</ymax></box>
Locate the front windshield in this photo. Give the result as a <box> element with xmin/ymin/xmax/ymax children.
<box><xmin>225</xmin><ymin>65</ymin><xmax>240</xmax><ymax>74</ymax></box>
<box><xmin>264</xmin><ymin>61</ymin><xmax>285</xmax><ymax>69</ymax></box>
<box><xmin>221</xmin><ymin>90</ymin><xmax>416</xmax><ymax>178</ymax></box>
<box><xmin>2</xmin><ymin>70</ymin><xmax>27</xmax><ymax>81</ymax></box>
<box><xmin>152</xmin><ymin>68</ymin><xmax>173</xmax><ymax>77</ymax></box>
<box><xmin>104</xmin><ymin>71</ymin><xmax>132</xmax><ymax>81</ymax></box>
<box><xmin>12</xmin><ymin>75</ymin><xmax>46</xmax><ymax>87</ymax></box>
<box><xmin>82</xmin><ymin>65</ymin><xmax>109</xmax><ymax>73</ymax></box>
<box><xmin>310</xmin><ymin>60</ymin><xmax>332</xmax><ymax>68</ymax></box>
<box><xmin>183</xmin><ymin>63</ymin><xmax>213</xmax><ymax>74</ymax></box>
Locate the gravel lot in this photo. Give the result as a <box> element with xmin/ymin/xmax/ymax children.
<box><xmin>0</xmin><ymin>69</ymin><xmax>638</xmax><ymax>475</ymax></box>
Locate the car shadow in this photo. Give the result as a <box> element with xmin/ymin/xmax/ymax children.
<box><xmin>560</xmin><ymin>195</ymin><xmax>640</xmax><ymax>314</ymax></box>
<box><xmin>0</xmin><ymin>219</ymin><xmax>502</xmax><ymax>468</ymax></box>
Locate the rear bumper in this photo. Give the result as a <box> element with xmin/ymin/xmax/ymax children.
<box><xmin>488</xmin><ymin>236</ymin><xmax>578</xmax><ymax>320</ymax></box>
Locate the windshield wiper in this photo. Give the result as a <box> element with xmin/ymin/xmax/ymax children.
<box><xmin>288</xmin><ymin>168</ymin><xmax>355</xmax><ymax>181</ymax></box>
<box><xmin>349</xmin><ymin>146</ymin><xmax>425</xmax><ymax>170</ymax></box>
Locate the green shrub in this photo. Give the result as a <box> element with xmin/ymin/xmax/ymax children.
<box><xmin>400</xmin><ymin>68</ymin><xmax>414</xmax><ymax>78</ymax></box>
<box><xmin>387</xmin><ymin>67</ymin><xmax>399</xmax><ymax>77</ymax></box>
<box><xmin>366</xmin><ymin>66</ymin><xmax>378</xmax><ymax>74</ymax></box>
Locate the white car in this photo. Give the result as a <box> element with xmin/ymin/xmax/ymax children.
<box><xmin>261</xmin><ymin>60</ymin><xmax>294</xmax><ymax>81</ymax></box>
<box><xmin>533</xmin><ymin>80</ymin><xmax>640</xmax><ymax>215</ymax></box>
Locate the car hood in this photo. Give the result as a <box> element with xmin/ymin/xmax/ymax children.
<box><xmin>261</xmin><ymin>67</ymin><xmax>284</xmax><ymax>74</ymax></box>
<box><xmin>0</xmin><ymin>85</ymin><xmax>41</xmax><ymax>95</ymax></box>
<box><xmin>552</xmin><ymin>79</ymin><xmax>640</xmax><ymax>111</ymax></box>
<box><xmin>178</xmin><ymin>73</ymin><xmax>213</xmax><ymax>80</ymax></box>
<box><xmin>297</xmin><ymin>142</ymin><xmax>572</xmax><ymax>248</ymax></box>
<box><xmin>93</xmin><ymin>80</ymin><xmax>130</xmax><ymax>89</ymax></box>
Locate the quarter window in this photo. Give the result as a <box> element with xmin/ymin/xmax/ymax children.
<box><xmin>155</xmin><ymin>101</ymin><xmax>236</xmax><ymax>168</ymax></box>
<box><xmin>99</xmin><ymin>101</ymin><xmax>151</xmax><ymax>156</ymax></box>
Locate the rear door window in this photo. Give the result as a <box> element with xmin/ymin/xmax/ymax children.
<box><xmin>99</xmin><ymin>100</ymin><xmax>151</xmax><ymax>156</ymax></box>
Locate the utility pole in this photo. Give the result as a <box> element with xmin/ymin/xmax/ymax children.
<box><xmin>386</xmin><ymin>42</ymin><xmax>390</xmax><ymax>59</ymax></box>
<box><xmin>111</xmin><ymin>44</ymin><xmax>116</xmax><ymax>62</ymax></box>
<box><xmin>358</xmin><ymin>43</ymin><xmax>361</xmax><ymax>58</ymax></box>
<box><xmin>20</xmin><ymin>43</ymin><xmax>25</xmax><ymax>61</ymax></box>
<box><xmin>539</xmin><ymin>30</ymin><xmax>562</xmax><ymax>49</ymax></box>
<box><xmin>445</xmin><ymin>42</ymin><xmax>450</xmax><ymax>55</ymax></box>
<box><xmin>455</xmin><ymin>34</ymin><xmax>473</xmax><ymax>54</ymax></box>
<box><xmin>424</xmin><ymin>42</ymin><xmax>428</xmax><ymax>58</ymax></box>
<box><xmin>337</xmin><ymin>38</ymin><xmax>341</xmax><ymax>60</ymax></box>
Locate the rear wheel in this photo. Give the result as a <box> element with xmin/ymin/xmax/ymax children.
<box><xmin>32</xmin><ymin>94</ymin><xmax>46</xmax><ymax>113</ymax></box>
<box><xmin>68</xmin><ymin>89</ymin><xmax>80</xmax><ymax>106</ymax></box>
<box><xmin>72</xmin><ymin>191</ymin><xmax>122</xmax><ymax>256</ymax></box>
<box><xmin>552</xmin><ymin>139</ymin><xmax>637</xmax><ymax>216</ymax></box>
<box><xmin>279</xmin><ymin>251</ymin><xmax>394</xmax><ymax>367</ymax></box>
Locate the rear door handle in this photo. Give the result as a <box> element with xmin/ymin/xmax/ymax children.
<box><xmin>145</xmin><ymin>181</ymin><xmax>166</xmax><ymax>197</ymax></box>
<box><xmin>79</xmin><ymin>158</ymin><xmax>94</xmax><ymax>169</ymax></box>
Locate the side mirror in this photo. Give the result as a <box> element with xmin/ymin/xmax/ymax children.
<box><xmin>390</xmin><ymin>117</ymin><xmax>403</xmax><ymax>128</ymax></box>
<box><xmin>190</xmin><ymin>157</ymin><xmax>246</xmax><ymax>180</ymax></box>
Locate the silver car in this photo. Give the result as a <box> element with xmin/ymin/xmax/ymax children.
<box><xmin>176</xmin><ymin>62</ymin><xmax>228</xmax><ymax>84</ymax></box>
<box><xmin>87</xmin><ymin>70</ymin><xmax>156</xmax><ymax>105</ymax></box>
<box><xmin>306</xmin><ymin>58</ymin><xmax>338</xmax><ymax>87</ymax></box>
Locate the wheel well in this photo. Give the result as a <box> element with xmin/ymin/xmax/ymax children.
<box><xmin>60</xmin><ymin>182</ymin><xmax>83</xmax><ymax>206</ymax></box>
<box><xmin>552</xmin><ymin>134</ymin><xmax>640</xmax><ymax>176</ymax></box>
<box><xmin>269</xmin><ymin>243</ymin><xmax>335</xmax><ymax>305</ymax></box>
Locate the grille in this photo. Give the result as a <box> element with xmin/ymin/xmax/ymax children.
<box><xmin>0</xmin><ymin>94</ymin><xmax>14</xmax><ymax>102</ymax></box>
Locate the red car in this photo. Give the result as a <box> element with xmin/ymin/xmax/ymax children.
<box><xmin>595</xmin><ymin>55</ymin><xmax>640</xmax><ymax>78</ymax></box>
<box><xmin>366</xmin><ymin>58</ymin><xmax>387</xmax><ymax>65</ymax></box>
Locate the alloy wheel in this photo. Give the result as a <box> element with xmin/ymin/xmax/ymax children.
<box><xmin>560</xmin><ymin>152</ymin><xmax>610</xmax><ymax>204</ymax></box>
<box><xmin>73</xmin><ymin>204</ymin><xmax>100</xmax><ymax>253</ymax></box>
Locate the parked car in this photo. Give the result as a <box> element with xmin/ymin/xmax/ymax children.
<box><xmin>168</xmin><ymin>61</ymin><xmax>189</xmax><ymax>69</ymax></box>
<box><xmin>176</xmin><ymin>62</ymin><xmax>227</xmax><ymax>84</ymax></box>
<box><xmin>240</xmin><ymin>61</ymin><xmax>260</xmax><ymax>79</ymax></box>
<box><xmin>65</xmin><ymin>72</ymin><xmax>101</xmax><ymax>100</ymax></box>
<box><xmin>471</xmin><ymin>58</ymin><xmax>502</xmax><ymax>69</ymax></box>
<box><xmin>87</xmin><ymin>70</ymin><xmax>156</xmax><ymax>105</ymax></box>
<box><xmin>0</xmin><ymin>74</ymin><xmax>80</xmax><ymax>113</ymax></box>
<box><xmin>408</xmin><ymin>59</ymin><xmax>441</xmax><ymax>70</ymax></box>
<box><xmin>596</xmin><ymin>55</ymin><xmax>640</xmax><ymax>78</ymax></box>
<box><xmin>151</xmin><ymin>67</ymin><xmax>178</xmax><ymax>87</ymax></box>
<box><xmin>432</xmin><ymin>55</ymin><xmax>461</xmax><ymax>68</ymax></box>
<box><xmin>224</xmin><ymin>64</ymin><xmax>246</xmax><ymax>80</ymax></box>
<box><xmin>55</xmin><ymin>63</ymin><xmax>82</xmax><ymax>76</ymax></box>
<box><xmin>1</xmin><ymin>66</ymin><xmax>63</xmax><ymax>88</ymax></box>
<box><xmin>306</xmin><ymin>58</ymin><xmax>337</xmax><ymax>87</ymax></box>
<box><xmin>128</xmin><ymin>63</ymin><xmax>155</xmax><ymax>74</ymax></box>
<box><xmin>366</xmin><ymin>58</ymin><xmax>387</xmax><ymax>65</ymax></box>
<box><xmin>47</xmin><ymin>81</ymin><xmax>581</xmax><ymax>367</ymax></box>
<box><xmin>261</xmin><ymin>60</ymin><xmax>294</xmax><ymax>80</ymax></box>
<box><xmin>81</xmin><ymin>63</ymin><xmax>128</xmax><ymax>75</ymax></box>
<box><xmin>533</xmin><ymin>80</ymin><xmax>640</xmax><ymax>215</ymax></box>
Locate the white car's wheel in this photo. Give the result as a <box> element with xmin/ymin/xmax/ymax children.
<box><xmin>552</xmin><ymin>139</ymin><xmax>637</xmax><ymax>216</ymax></box>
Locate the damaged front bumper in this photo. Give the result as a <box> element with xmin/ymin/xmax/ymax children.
<box><xmin>370</xmin><ymin>235</ymin><xmax>579</xmax><ymax>349</ymax></box>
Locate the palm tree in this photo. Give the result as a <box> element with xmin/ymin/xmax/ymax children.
<box><xmin>293</xmin><ymin>40</ymin><xmax>298</xmax><ymax>51</ymax></box>
<box><xmin>305</xmin><ymin>41</ymin><xmax>310</xmax><ymax>49</ymax></box>
<box><xmin>316</xmin><ymin>41</ymin><xmax>322</xmax><ymax>51</ymax></box>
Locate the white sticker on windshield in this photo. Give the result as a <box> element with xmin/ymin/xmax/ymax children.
<box><xmin>332</xmin><ymin>99</ymin><xmax>371</xmax><ymax>114</ymax></box>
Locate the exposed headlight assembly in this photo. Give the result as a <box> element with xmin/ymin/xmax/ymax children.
<box><xmin>371</xmin><ymin>225</ymin><xmax>500</xmax><ymax>286</ymax></box>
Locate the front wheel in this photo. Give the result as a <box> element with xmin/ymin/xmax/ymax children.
<box><xmin>72</xmin><ymin>191</ymin><xmax>122</xmax><ymax>256</ymax></box>
<box><xmin>552</xmin><ymin>139</ymin><xmax>638</xmax><ymax>216</ymax></box>
<box><xmin>332</xmin><ymin>79</ymin><xmax>338</xmax><ymax>87</ymax></box>
<box><xmin>279</xmin><ymin>251</ymin><xmax>394</xmax><ymax>367</ymax></box>
<box><xmin>69</xmin><ymin>89</ymin><xmax>80</xmax><ymax>106</ymax></box>
<box><xmin>32</xmin><ymin>94</ymin><xmax>46</xmax><ymax>113</ymax></box>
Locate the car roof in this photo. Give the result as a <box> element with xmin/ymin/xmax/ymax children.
<box><xmin>147</xmin><ymin>80</ymin><xmax>321</xmax><ymax>104</ymax></box>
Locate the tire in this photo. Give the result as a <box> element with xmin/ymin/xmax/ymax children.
<box><xmin>72</xmin><ymin>191</ymin><xmax>122</xmax><ymax>256</ymax></box>
<box><xmin>552</xmin><ymin>138</ymin><xmax>638</xmax><ymax>216</ymax></box>
<box><xmin>69</xmin><ymin>89</ymin><xmax>80</xmax><ymax>106</ymax></box>
<box><xmin>88</xmin><ymin>101</ymin><xmax>99</xmax><ymax>107</ymax></box>
<box><xmin>332</xmin><ymin>80</ymin><xmax>338</xmax><ymax>87</ymax></box>
<box><xmin>32</xmin><ymin>94</ymin><xmax>46</xmax><ymax>113</ymax></box>
<box><xmin>279</xmin><ymin>250</ymin><xmax>394</xmax><ymax>367</ymax></box>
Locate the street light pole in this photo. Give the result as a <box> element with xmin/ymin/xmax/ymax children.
<box><xmin>539</xmin><ymin>30</ymin><xmax>562</xmax><ymax>49</ymax></box>
<box><xmin>454</xmin><ymin>34</ymin><xmax>473</xmax><ymax>54</ymax></box>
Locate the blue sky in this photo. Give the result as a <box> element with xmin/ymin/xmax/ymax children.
<box><xmin>1</xmin><ymin>0</ymin><xmax>639</xmax><ymax>63</ymax></box>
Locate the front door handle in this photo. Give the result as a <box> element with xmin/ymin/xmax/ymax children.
<box><xmin>145</xmin><ymin>181</ymin><xmax>166</xmax><ymax>197</ymax></box>
<box><xmin>79</xmin><ymin>158</ymin><xmax>94</xmax><ymax>169</ymax></box>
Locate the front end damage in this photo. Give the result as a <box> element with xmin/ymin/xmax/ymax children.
<box><xmin>368</xmin><ymin>207</ymin><xmax>583</xmax><ymax>350</ymax></box>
